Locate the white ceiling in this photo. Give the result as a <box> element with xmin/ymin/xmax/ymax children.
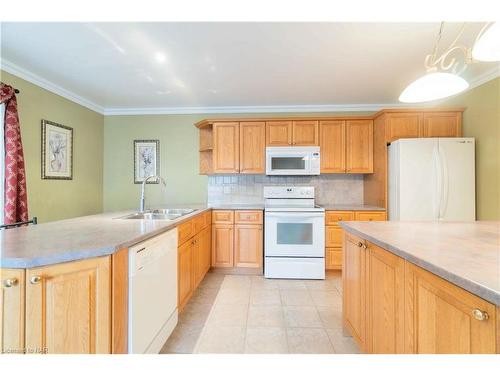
<box><xmin>1</xmin><ymin>22</ymin><xmax>498</xmax><ymax>114</ymax></box>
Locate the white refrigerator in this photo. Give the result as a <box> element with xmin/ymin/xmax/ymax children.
<box><xmin>388</xmin><ymin>138</ymin><xmax>475</xmax><ymax>221</ymax></box>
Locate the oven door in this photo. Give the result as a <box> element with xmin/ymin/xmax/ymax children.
<box><xmin>266</xmin><ymin>151</ymin><xmax>312</xmax><ymax>175</ymax></box>
<box><xmin>265</xmin><ymin>211</ymin><xmax>325</xmax><ymax>257</ymax></box>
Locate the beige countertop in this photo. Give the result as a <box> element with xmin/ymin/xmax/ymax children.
<box><xmin>1</xmin><ymin>205</ymin><xmax>210</xmax><ymax>269</ymax></box>
<box><xmin>339</xmin><ymin>221</ymin><xmax>500</xmax><ymax>306</ymax></box>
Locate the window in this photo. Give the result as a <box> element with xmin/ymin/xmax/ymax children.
<box><xmin>0</xmin><ymin>103</ymin><xmax>4</xmax><ymax>225</ymax></box>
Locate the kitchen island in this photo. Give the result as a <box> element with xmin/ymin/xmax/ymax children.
<box><xmin>339</xmin><ymin>220</ymin><xmax>500</xmax><ymax>354</ymax></box>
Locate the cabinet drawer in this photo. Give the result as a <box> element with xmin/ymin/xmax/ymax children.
<box><xmin>212</xmin><ymin>210</ymin><xmax>234</xmax><ymax>224</ymax></box>
<box><xmin>192</xmin><ymin>210</ymin><xmax>211</xmax><ymax>233</ymax></box>
<box><xmin>178</xmin><ymin>219</ymin><xmax>194</xmax><ymax>245</ymax></box>
<box><xmin>354</xmin><ymin>211</ymin><xmax>386</xmax><ymax>221</ymax></box>
<box><xmin>326</xmin><ymin>211</ymin><xmax>355</xmax><ymax>225</ymax></box>
<box><xmin>326</xmin><ymin>248</ymin><xmax>342</xmax><ymax>270</ymax></box>
<box><xmin>235</xmin><ymin>210</ymin><xmax>263</xmax><ymax>224</ymax></box>
<box><xmin>326</xmin><ymin>226</ymin><xmax>343</xmax><ymax>247</ymax></box>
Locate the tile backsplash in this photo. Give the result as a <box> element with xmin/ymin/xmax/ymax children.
<box><xmin>207</xmin><ymin>175</ymin><xmax>364</xmax><ymax>205</ymax></box>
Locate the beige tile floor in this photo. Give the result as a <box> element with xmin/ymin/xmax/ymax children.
<box><xmin>160</xmin><ymin>271</ymin><xmax>360</xmax><ymax>354</ymax></box>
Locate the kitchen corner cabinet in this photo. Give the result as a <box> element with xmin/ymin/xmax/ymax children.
<box><xmin>212</xmin><ymin>210</ymin><xmax>263</xmax><ymax>271</ymax></box>
<box><xmin>342</xmin><ymin>231</ymin><xmax>498</xmax><ymax>354</ymax></box>
<box><xmin>25</xmin><ymin>256</ymin><xmax>111</xmax><ymax>354</ymax></box>
<box><xmin>1</xmin><ymin>268</ymin><xmax>26</xmax><ymax>353</ymax></box>
<box><xmin>213</xmin><ymin>122</ymin><xmax>240</xmax><ymax>173</ymax></box>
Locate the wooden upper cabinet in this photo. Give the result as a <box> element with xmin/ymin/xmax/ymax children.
<box><xmin>292</xmin><ymin>120</ymin><xmax>319</xmax><ymax>146</ymax></box>
<box><xmin>320</xmin><ymin>120</ymin><xmax>346</xmax><ymax>173</ymax></box>
<box><xmin>213</xmin><ymin>122</ymin><xmax>239</xmax><ymax>173</ymax></box>
<box><xmin>385</xmin><ymin>113</ymin><xmax>423</xmax><ymax>143</ymax></box>
<box><xmin>405</xmin><ymin>264</ymin><xmax>496</xmax><ymax>354</ymax></box>
<box><xmin>234</xmin><ymin>224</ymin><xmax>263</xmax><ymax>268</ymax></box>
<box><xmin>239</xmin><ymin>121</ymin><xmax>266</xmax><ymax>174</ymax></box>
<box><xmin>367</xmin><ymin>243</ymin><xmax>405</xmax><ymax>354</ymax></box>
<box><xmin>422</xmin><ymin>112</ymin><xmax>462</xmax><ymax>137</ymax></box>
<box><xmin>25</xmin><ymin>256</ymin><xmax>111</xmax><ymax>354</ymax></box>
<box><xmin>346</xmin><ymin>120</ymin><xmax>373</xmax><ymax>173</ymax></box>
<box><xmin>1</xmin><ymin>268</ymin><xmax>25</xmax><ymax>353</ymax></box>
<box><xmin>343</xmin><ymin>232</ymin><xmax>368</xmax><ymax>351</ymax></box>
<box><xmin>266</xmin><ymin>121</ymin><xmax>292</xmax><ymax>146</ymax></box>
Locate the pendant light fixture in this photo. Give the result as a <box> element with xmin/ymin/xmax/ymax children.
<box><xmin>472</xmin><ymin>23</ymin><xmax>500</xmax><ymax>62</ymax></box>
<box><xmin>399</xmin><ymin>22</ymin><xmax>498</xmax><ymax>103</ymax></box>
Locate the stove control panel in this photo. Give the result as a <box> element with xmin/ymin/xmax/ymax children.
<box><xmin>263</xmin><ymin>186</ymin><xmax>315</xmax><ymax>199</ymax></box>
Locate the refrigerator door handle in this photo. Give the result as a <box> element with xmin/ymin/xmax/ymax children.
<box><xmin>433</xmin><ymin>147</ymin><xmax>442</xmax><ymax>219</ymax></box>
<box><xmin>439</xmin><ymin>147</ymin><xmax>449</xmax><ymax>219</ymax></box>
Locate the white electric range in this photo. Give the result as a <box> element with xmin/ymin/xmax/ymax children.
<box><xmin>263</xmin><ymin>186</ymin><xmax>325</xmax><ymax>280</ymax></box>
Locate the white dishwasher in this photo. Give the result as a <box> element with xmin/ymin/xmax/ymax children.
<box><xmin>128</xmin><ymin>228</ymin><xmax>178</xmax><ymax>354</ymax></box>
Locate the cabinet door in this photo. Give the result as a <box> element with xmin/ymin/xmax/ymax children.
<box><xmin>292</xmin><ymin>120</ymin><xmax>319</xmax><ymax>146</ymax></box>
<box><xmin>202</xmin><ymin>226</ymin><xmax>212</xmax><ymax>275</ymax></box>
<box><xmin>343</xmin><ymin>232</ymin><xmax>367</xmax><ymax>351</ymax></box>
<box><xmin>192</xmin><ymin>232</ymin><xmax>203</xmax><ymax>289</ymax></box>
<box><xmin>234</xmin><ymin>224</ymin><xmax>263</xmax><ymax>268</ymax></box>
<box><xmin>405</xmin><ymin>264</ymin><xmax>496</xmax><ymax>354</ymax></box>
<box><xmin>178</xmin><ymin>240</ymin><xmax>194</xmax><ymax>311</ymax></box>
<box><xmin>320</xmin><ymin>120</ymin><xmax>346</xmax><ymax>173</ymax></box>
<box><xmin>25</xmin><ymin>256</ymin><xmax>111</xmax><ymax>354</ymax></box>
<box><xmin>385</xmin><ymin>113</ymin><xmax>423</xmax><ymax>143</ymax></box>
<box><xmin>1</xmin><ymin>268</ymin><xmax>25</xmax><ymax>353</ymax></box>
<box><xmin>367</xmin><ymin>243</ymin><xmax>405</xmax><ymax>353</ymax></box>
<box><xmin>240</xmin><ymin>122</ymin><xmax>266</xmax><ymax>174</ymax></box>
<box><xmin>326</xmin><ymin>248</ymin><xmax>342</xmax><ymax>270</ymax></box>
<box><xmin>422</xmin><ymin>112</ymin><xmax>462</xmax><ymax>137</ymax></box>
<box><xmin>213</xmin><ymin>122</ymin><xmax>239</xmax><ymax>173</ymax></box>
<box><xmin>325</xmin><ymin>226</ymin><xmax>342</xmax><ymax>247</ymax></box>
<box><xmin>266</xmin><ymin>121</ymin><xmax>292</xmax><ymax>146</ymax></box>
<box><xmin>346</xmin><ymin>120</ymin><xmax>373</xmax><ymax>173</ymax></box>
<box><xmin>211</xmin><ymin>225</ymin><xmax>234</xmax><ymax>268</ymax></box>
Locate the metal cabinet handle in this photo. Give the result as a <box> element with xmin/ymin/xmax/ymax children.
<box><xmin>30</xmin><ymin>276</ymin><xmax>42</xmax><ymax>284</ymax></box>
<box><xmin>3</xmin><ymin>278</ymin><xmax>18</xmax><ymax>288</ymax></box>
<box><xmin>338</xmin><ymin>217</ymin><xmax>343</xmax><ymax>221</ymax></box>
<box><xmin>357</xmin><ymin>242</ymin><xmax>363</xmax><ymax>247</ymax></box>
<box><xmin>362</xmin><ymin>243</ymin><xmax>368</xmax><ymax>249</ymax></box>
<box><xmin>472</xmin><ymin>309</ymin><xmax>489</xmax><ymax>321</ymax></box>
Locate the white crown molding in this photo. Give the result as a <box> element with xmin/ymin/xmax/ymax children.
<box><xmin>102</xmin><ymin>103</ymin><xmax>412</xmax><ymax>116</ymax></box>
<box><xmin>0</xmin><ymin>59</ymin><xmax>105</xmax><ymax>114</ymax></box>
<box><xmin>2</xmin><ymin>58</ymin><xmax>498</xmax><ymax>117</ymax></box>
<box><xmin>468</xmin><ymin>65</ymin><xmax>500</xmax><ymax>90</ymax></box>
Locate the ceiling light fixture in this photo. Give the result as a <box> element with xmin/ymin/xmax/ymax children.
<box><xmin>399</xmin><ymin>22</ymin><xmax>498</xmax><ymax>103</ymax></box>
<box><xmin>472</xmin><ymin>23</ymin><xmax>500</xmax><ymax>62</ymax></box>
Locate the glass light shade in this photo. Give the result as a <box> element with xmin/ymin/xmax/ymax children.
<box><xmin>399</xmin><ymin>72</ymin><xmax>469</xmax><ymax>103</ymax></box>
<box><xmin>472</xmin><ymin>23</ymin><xmax>500</xmax><ymax>62</ymax></box>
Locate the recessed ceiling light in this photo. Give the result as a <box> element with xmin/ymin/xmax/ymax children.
<box><xmin>154</xmin><ymin>52</ymin><xmax>167</xmax><ymax>63</ymax></box>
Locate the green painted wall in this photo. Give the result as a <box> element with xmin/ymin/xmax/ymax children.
<box><xmin>1</xmin><ymin>71</ymin><xmax>104</xmax><ymax>223</ymax></box>
<box><xmin>103</xmin><ymin>112</ymin><xmax>373</xmax><ymax>212</ymax></box>
<box><xmin>442</xmin><ymin>77</ymin><xmax>500</xmax><ymax>220</ymax></box>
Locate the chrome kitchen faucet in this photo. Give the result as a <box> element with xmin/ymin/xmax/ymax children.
<box><xmin>140</xmin><ymin>175</ymin><xmax>166</xmax><ymax>212</ymax></box>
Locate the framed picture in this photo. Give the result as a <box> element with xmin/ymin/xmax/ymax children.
<box><xmin>41</xmin><ymin>119</ymin><xmax>73</xmax><ymax>180</ymax></box>
<box><xmin>134</xmin><ymin>140</ymin><xmax>160</xmax><ymax>184</ymax></box>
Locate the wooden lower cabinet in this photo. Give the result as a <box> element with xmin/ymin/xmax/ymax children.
<box><xmin>193</xmin><ymin>226</ymin><xmax>212</xmax><ymax>288</ymax></box>
<box><xmin>342</xmin><ymin>231</ymin><xmax>499</xmax><ymax>354</ymax></box>
<box><xmin>325</xmin><ymin>210</ymin><xmax>385</xmax><ymax>270</ymax></box>
<box><xmin>367</xmin><ymin>244</ymin><xmax>405</xmax><ymax>353</ymax></box>
<box><xmin>0</xmin><ymin>268</ymin><xmax>26</xmax><ymax>353</ymax></box>
<box><xmin>25</xmin><ymin>256</ymin><xmax>111</xmax><ymax>354</ymax></box>
<box><xmin>212</xmin><ymin>225</ymin><xmax>234</xmax><ymax>268</ymax></box>
<box><xmin>234</xmin><ymin>224</ymin><xmax>263</xmax><ymax>268</ymax></box>
<box><xmin>178</xmin><ymin>240</ymin><xmax>194</xmax><ymax>311</ymax></box>
<box><xmin>405</xmin><ymin>263</ymin><xmax>497</xmax><ymax>354</ymax></box>
<box><xmin>212</xmin><ymin>210</ymin><xmax>263</xmax><ymax>272</ymax></box>
<box><xmin>342</xmin><ymin>232</ymin><xmax>368</xmax><ymax>350</ymax></box>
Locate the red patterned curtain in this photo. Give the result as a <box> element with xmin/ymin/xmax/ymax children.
<box><xmin>1</xmin><ymin>82</ymin><xmax>28</xmax><ymax>224</ymax></box>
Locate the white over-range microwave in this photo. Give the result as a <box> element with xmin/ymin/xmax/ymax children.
<box><xmin>266</xmin><ymin>146</ymin><xmax>320</xmax><ymax>175</ymax></box>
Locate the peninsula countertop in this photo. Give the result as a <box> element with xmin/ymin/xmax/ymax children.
<box><xmin>339</xmin><ymin>221</ymin><xmax>500</xmax><ymax>306</ymax></box>
<box><xmin>1</xmin><ymin>205</ymin><xmax>211</xmax><ymax>269</ymax></box>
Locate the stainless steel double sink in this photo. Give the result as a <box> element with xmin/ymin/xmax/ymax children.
<box><xmin>120</xmin><ymin>208</ymin><xmax>196</xmax><ymax>221</ymax></box>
